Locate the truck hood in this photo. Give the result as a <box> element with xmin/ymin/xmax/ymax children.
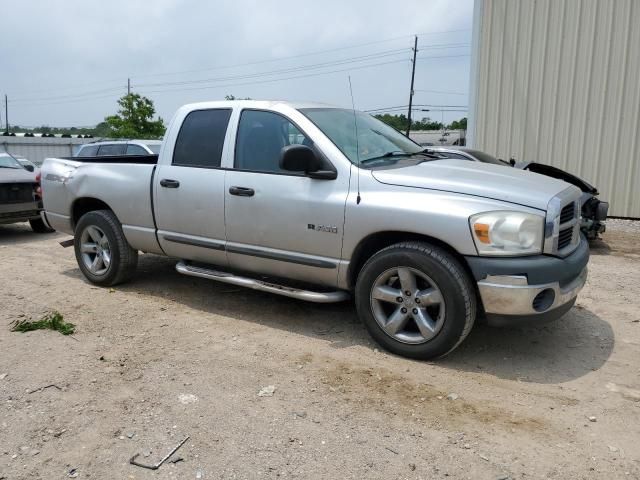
<box><xmin>371</xmin><ymin>159</ymin><xmax>571</xmax><ymax>211</ymax></box>
<box><xmin>0</xmin><ymin>168</ymin><xmax>36</xmax><ymax>183</ymax></box>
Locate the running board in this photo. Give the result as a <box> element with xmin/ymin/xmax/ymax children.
<box><xmin>175</xmin><ymin>261</ymin><xmax>350</xmax><ymax>303</ymax></box>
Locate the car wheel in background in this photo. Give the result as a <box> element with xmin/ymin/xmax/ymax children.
<box><xmin>29</xmin><ymin>217</ymin><xmax>55</xmax><ymax>233</ymax></box>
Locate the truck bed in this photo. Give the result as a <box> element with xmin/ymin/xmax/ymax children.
<box><xmin>64</xmin><ymin>154</ymin><xmax>159</xmax><ymax>165</ymax></box>
<box><xmin>41</xmin><ymin>156</ymin><xmax>160</xmax><ymax>253</ymax></box>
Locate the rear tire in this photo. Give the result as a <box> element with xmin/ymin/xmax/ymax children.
<box><xmin>355</xmin><ymin>241</ymin><xmax>476</xmax><ymax>359</ymax></box>
<box><xmin>29</xmin><ymin>217</ymin><xmax>54</xmax><ymax>233</ymax></box>
<box><xmin>74</xmin><ymin>210</ymin><xmax>138</xmax><ymax>286</ymax></box>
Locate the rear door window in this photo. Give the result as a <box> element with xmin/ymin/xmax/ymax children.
<box><xmin>172</xmin><ymin>109</ymin><xmax>232</xmax><ymax>168</ymax></box>
<box><xmin>78</xmin><ymin>145</ymin><xmax>98</xmax><ymax>156</ymax></box>
<box><xmin>126</xmin><ymin>144</ymin><xmax>149</xmax><ymax>155</ymax></box>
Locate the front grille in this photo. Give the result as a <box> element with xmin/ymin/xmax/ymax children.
<box><xmin>0</xmin><ymin>183</ymin><xmax>34</xmax><ymax>204</ymax></box>
<box><xmin>560</xmin><ymin>202</ymin><xmax>575</xmax><ymax>223</ymax></box>
<box><xmin>558</xmin><ymin>227</ymin><xmax>574</xmax><ymax>249</ymax></box>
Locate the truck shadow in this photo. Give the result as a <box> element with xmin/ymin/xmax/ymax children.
<box><xmin>0</xmin><ymin>223</ymin><xmax>63</xmax><ymax>245</ymax></box>
<box><xmin>441</xmin><ymin>306</ymin><xmax>614</xmax><ymax>383</ymax></box>
<box><xmin>62</xmin><ymin>253</ymin><xmax>614</xmax><ymax>385</ymax></box>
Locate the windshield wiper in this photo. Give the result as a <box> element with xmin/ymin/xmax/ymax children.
<box><xmin>360</xmin><ymin>151</ymin><xmax>410</xmax><ymax>164</ymax></box>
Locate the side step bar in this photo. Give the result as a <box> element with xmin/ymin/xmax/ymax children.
<box><xmin>175</xmin><ymin>261</ymin><xmax>350</xmax><ymax>303</ymax></box>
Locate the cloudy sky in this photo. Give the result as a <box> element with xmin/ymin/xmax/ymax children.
<box><xmin>1</xmin><ymin>0</ymin><xmax>473</xmax><ymax>129</ymax></box>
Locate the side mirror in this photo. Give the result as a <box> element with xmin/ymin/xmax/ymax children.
<box><xmin>280</xmin><ymin>145</ymin><xmax>336</xmax><ymax>179</ymax></box>
<box><xmin>24</xmin><ymin>164</ymin><xmax>35</xmax><ymax>172</ymax></box>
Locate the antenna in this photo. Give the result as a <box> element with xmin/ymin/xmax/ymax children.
<box><xmin>348</xmin><ymin>76</ymin><xmax>361</xmax><ymax>205</ymax></box>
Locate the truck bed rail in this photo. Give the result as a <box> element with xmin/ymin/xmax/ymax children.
<box><xmin>63</xmin><ymin>154</ymin><xmax>158</xmax><ymax>165</ymax></box>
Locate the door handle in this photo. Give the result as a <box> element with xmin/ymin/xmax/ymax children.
<box><xmin>229</xmin><ymin>186</ymin><xmax>255</xmax><ymax>197</ymax></box>
<box><xmin>160</xmin><ymin>179</ymin><xmax>180</xmax><ymax>188</ymax></box>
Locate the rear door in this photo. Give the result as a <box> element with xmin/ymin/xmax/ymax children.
<box><xmin>153</xmin><ymin>108</ymin><xmax>232</xmax><ymax>266</ymax></box>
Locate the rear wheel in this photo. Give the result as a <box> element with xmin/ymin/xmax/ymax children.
<box><xmin>355</xmin><ymin>241</ymin><xmax>476</xmax><ymax>359</ymax></box>
<box><xmin>74</xmin><ymin>210</ymin><xmax>138</xmax><ymax>286</ymax></box>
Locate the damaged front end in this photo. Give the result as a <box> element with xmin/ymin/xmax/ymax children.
<box><xmin>518</xmin><ymin>162</ymin><xmax>609</xmax><ymax>240</ymax></box>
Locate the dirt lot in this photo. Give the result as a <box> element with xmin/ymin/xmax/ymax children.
<box><xmin>1</xmin><ymin>221</ymin><xmax>639</xmax><ymax>480</ymax></box>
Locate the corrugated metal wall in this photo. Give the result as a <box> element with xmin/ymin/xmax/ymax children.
<box><xmin>469</xmin><ymin>0</ymin><xmax>640</xmax><ymax>218</ymax></box>
<box><xmin>0</xmin><ymin>137</ymin><xmax>93</xmax><ymax>165</ymax></box>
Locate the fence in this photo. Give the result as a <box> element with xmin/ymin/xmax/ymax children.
<box><xmin>0</xmin><ymin>136</ymin><xmax>95</xmax><ymax>165</ymax></box>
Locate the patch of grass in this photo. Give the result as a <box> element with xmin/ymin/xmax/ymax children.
<box><xmin>11</xmin><ymin>311</ymin><xmax>75</xmax><ymax>336</ymax></box>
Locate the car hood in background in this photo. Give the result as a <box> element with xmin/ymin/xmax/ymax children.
<box><xmin>0</xmin><ymin>168</ymin><xmax>36</xmax><ymax>184</ymax></box>
<box><xmin>371</xmin><ymin>159</ymin><xmax>573</xmax><ymax>211</ymax></box>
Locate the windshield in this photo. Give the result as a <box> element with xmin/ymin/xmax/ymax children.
<box><xmin>146</xmin><ymin>144</ymin><xmax>161</xmax><ymax>154</ymax></box>
<box><xmin>0</xmin><ymin>154</ymin><xmax>23</xmax><ymax>169</ymax></box>
<box><xmin>300</xmin><ymin>108</ymin><xmax>423</xmax><ymax>165</ymax></box>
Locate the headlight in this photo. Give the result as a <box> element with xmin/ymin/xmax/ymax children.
<box><xmin>470</xmin><ymin>211</ymin><xmax>544</xmax><ymax>256</ymax></box>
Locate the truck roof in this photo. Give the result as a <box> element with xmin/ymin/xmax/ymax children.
<box><xmin>179</xmin><ymin>100</ymin><xmax>340</xmax><ymax>111</ymax></box>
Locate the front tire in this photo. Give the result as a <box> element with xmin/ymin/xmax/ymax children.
<box><xmin>74</xmin><ymin>210</ymin><xmax>138</xmax><ymax>286</ymax></box>
<box><xmin>355</xmin><ymin>241</ymin><xmax>476</xmax><ymax>359</ymax></box>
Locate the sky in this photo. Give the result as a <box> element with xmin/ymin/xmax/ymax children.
<box><xmin>1</xmin><ymin>0</ymin><xmax>474</xmax><ymax>129</ymax></box>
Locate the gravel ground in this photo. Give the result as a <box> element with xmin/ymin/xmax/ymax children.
<box><xmin>0</xmin><ymin>221</ymin><xmax>639</xmax><ymax>479</ymax></box>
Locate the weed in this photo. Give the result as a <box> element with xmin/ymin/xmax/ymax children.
<box><xmin>11</xmin><ymin>311</ymin><xmax>75</xmax><ymax>335</ymax></box>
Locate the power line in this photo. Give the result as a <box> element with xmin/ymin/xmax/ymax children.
<box><xmin>137</xmin><ymin>58</ymin><xmax>412</xmax><ymax>96</ymax></box>
<box><xmin>10</xmin><ymin>86</ymin><xmax>125</xmax><ymax>104</ymax></box>
<box><xmin>134</xmin><ymin>48</ymin><xmax>411</xmax><ymax>89</ymax></box>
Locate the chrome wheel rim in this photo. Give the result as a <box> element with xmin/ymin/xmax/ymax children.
<box><xmin>80</xmin><ymin>225</ymin><xmax>111</xmax><ymax>276</ymax></box>
<box><xmin>370</xmin><ymin>267</ymin><xmax>446</xmax><ymax>344</ymax></box>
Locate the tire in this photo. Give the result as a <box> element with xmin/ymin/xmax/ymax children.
<box><xmin>355</xmin><ymin>241</ymin><xmax>476</xmax><ymax>359</ymax></box>
<box><xmin>74</xmin><ymin>209</ymin><xmax>138</xmax><ymax>286</ymax></box>
<box><xmin>29</xmin><ymin>217</ymin><xmax>55</xmax><ymax>233</ymax></box>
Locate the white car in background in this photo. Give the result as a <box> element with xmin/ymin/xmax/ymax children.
<box><xmin>75</xmin><ymin>140</ymin><xmax>162</xmax><ymax>157</ymax></box>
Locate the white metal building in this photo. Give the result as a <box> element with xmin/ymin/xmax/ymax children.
<box><xmin>468</xmin><ymin>0</ymin><xmax>640</xmax><ymax>218</ymax></box>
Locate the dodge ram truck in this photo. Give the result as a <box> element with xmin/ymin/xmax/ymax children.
<box><xmin>41</xmin><ymin>101</ymin><xmax>589</xmax><ymax>359</ymax></box>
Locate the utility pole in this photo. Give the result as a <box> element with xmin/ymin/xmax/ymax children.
<box><xmin>4</xmin><ymin>94</ymin><xmax>8</xmax><ymax>135</ymax></box>
<box><xmin>405</xmin><ymin>35</ymin><xmax>418</xmax><ymax>137</ymax></box>
<box><xmin>127</xmin><ymin>78</ymin><xmax>131</xmax><ymax>96</ymax></box>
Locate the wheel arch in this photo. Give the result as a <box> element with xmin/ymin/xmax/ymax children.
<box><xmin>71</xmin><ymin>197</ymin><xmax>113</xmax><ymax>230</ymax></box>
<box><xmin>347</xmin><ymin>231</ymin><xmax>475</xmax><ymax>290</ymax></box>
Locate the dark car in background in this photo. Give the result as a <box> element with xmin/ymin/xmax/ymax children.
<box><xmin>0</xmin><ymin>153</ymin><xmax>53</xmax><ymax>233</ymax></box>
<box><xmin>75</xmin><ymin>140</ymin><xmax>162</xmax><ymax>157</ymax></box>
<box><xmin>430</xmin><ymin>146</ymin><xmax>609</xmax><ymax>240</ymax></box>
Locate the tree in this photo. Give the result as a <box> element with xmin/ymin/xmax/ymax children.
<box><xmin>448</xmin><ymin>117</ymin><xmax>467</xmax><ymax>130</ymax></box>
<box><xmin>104</xmin><ymin>94</ymin><xmax>165</xmax><ymax>139</ymax></box>
<box><xmin>225</xmin><ymin>94</ymin><xmax>251</xmax><ymax>100</ymax></box>
<box><xmin>374</xmin><ymin>114</ymin><xmax>443</xmax><ymax>131</ymax></box>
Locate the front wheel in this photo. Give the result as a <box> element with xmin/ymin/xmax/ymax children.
<box><xmin>74</xmin><ymin>210</ymin><xmax>138</xmax><ymax>286</ymax></box>
<box><xmin>355</xmin><ymin>241</ymin><xmax>476</xmax><ymax>359</ymax></box>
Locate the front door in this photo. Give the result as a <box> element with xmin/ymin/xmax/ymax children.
<box><xmin>154</xmin><ymin>108</ymin><xmax>232</xmax><ymax>266</ymax></box>
<box><xmin>224</xmin><ymin>109</ymin><xmax>349</xmax><ymax>287</ymax></box>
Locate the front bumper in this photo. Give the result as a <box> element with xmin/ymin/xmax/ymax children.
<box><xmin>0</xmin><ymin>201</ymin><xmax>41</xmax><ymax>225</ymax></box>
<box><xmin>465</xmin><ymin>236</ymin><xmax>589</xmax><ymax>326</ymax></box>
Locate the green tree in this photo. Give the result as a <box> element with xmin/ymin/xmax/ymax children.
<box><xmin>448</xmin><ymin>117</ymin><xmax>467</xmax><ymax>130</ymax></box>
<box><xmin>104</xmin><ymin>94</ymin><xmax>165</xmax><ymax>139</ymax></box>
<box><xmin>225</xmin><ymin>94</ymin><xmax>251</xmax><ymax>100</ymax></box>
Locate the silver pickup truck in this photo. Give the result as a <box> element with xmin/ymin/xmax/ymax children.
<box><xmin>41</xmin><ymin>100</ymin><xmax>589</xmax><ymax>359</ymax></box>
